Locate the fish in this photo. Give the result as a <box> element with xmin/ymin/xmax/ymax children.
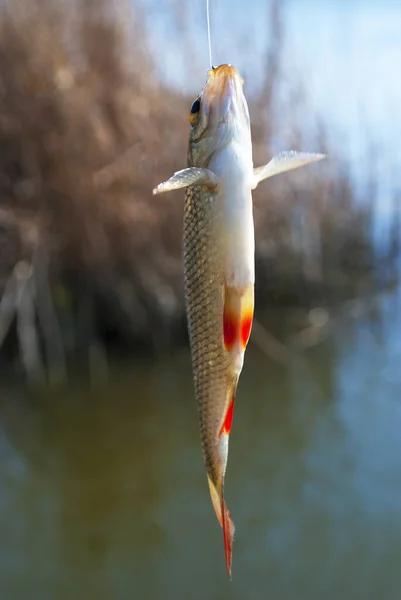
<box><xmin>153</xmin><ymin>64</ymin><xmax>325</xmax><ymax>578</ymax></box>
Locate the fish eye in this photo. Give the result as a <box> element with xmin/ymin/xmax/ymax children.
<box><xmin>189</xmin><ymin>97</ymin><xmax>201</xmax><ymax>125</ymax></box>
<box><xmin>191</xmin><ymin>98</ymin><xmax>200</xmax><ymax>114</ymax></box>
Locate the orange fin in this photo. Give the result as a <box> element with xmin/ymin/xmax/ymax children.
<box><xmin>218</xmin><ymin>393</ymin><xmax>235</xmax><ymax>438</ymax></box>
<box><xmin>223</xmin><ymin>302</ymin><xmax>238</xmax><ymax>351</ymax></box>
<box><xmin>223</xmin><ymin>284</ymin><xmax>254</xmax><ymax>351</ymax></box>
<box><xmin>241</xmin><ymin>312</ymin><xmax>253</xmax><ymax>349</ymax></box>
<box><xmin>219</xmin><ymin>398</ymin><xmax>235</xmax><ymax>438</ymax></box>
<box><xmin>207</xmin><ymin>476</ymin><xmax>235</xmax><ymax>579</ymax></box>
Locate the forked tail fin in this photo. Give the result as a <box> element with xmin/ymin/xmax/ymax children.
<box><xmin>207</xmin><ymin>476</ymin><xmax>235</xmax><ymax>579</ymax></box>
<box><xmin>221</xmin><ymin>496</ymin><xmax>235</xmax><ymax>579</ymax></box>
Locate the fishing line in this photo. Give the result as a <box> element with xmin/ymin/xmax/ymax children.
<box><xmin>206</xmin><ymin>0</ymin><xmax>213</xmax><ymax>68</ymax></box>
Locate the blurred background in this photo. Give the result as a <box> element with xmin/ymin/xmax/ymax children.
<box><xmin>0</xmin><ymin>0</ymin><xmax>400</xmax><ymax>598</ymax></box>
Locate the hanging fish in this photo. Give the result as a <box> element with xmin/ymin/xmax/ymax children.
<box><xmin>153</xmin><ymin>63</ymin><xmax>325</xmax><ymax>578</ymax></box>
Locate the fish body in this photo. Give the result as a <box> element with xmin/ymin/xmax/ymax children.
<box><xmin>153</xmin><ymin>64</ymin><xmax>325</xmax><ymax>578</ymax></box>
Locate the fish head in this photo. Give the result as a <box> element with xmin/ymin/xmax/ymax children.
<box><xmin>188</xmin><ymin>64</ymin><xmax>251</xmax><ymax>167</ymax></box>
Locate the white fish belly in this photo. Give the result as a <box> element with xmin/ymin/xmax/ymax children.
<box><xmin>209</xmin><ymin>142</ymin><xmax>255</xmax><ymax>288</ymax></box>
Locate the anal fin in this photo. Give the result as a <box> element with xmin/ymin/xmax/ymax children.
<box><xmin>219</xmin><ymin>396</ymin><xmax>235</xmax><ymax>438</ymax></box>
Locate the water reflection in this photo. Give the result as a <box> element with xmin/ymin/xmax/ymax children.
<box><xmin>0</xmin><ymin>293</ymin><xmax>401</xmax><ymax>599</ymax></box>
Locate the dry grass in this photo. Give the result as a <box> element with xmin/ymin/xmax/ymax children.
<box><xmin>0</xmin><ymin>0</ymin><xmax>398</xmax><ymax>371</ymax></box>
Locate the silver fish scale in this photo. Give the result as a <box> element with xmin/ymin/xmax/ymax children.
<box><xmin>183</xmin><ymin>184</ymin><xmax>232</xmax><ymax>486</ymax></box>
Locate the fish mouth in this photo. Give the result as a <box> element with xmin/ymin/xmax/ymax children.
<box><xmin>188</xmin><ymin>63</ymin><xmax>250</xmax><ymax>164</ymax></box>
<box><xmin>203</xmin><ymin>64</ymin><xmax>245</xmax><ymax>125</ymax></box>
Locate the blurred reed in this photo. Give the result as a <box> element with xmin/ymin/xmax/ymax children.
<box><xmin>0</xmin><ymin>0</ymin><xmax>398</xmax><ymax>382</ymax></box>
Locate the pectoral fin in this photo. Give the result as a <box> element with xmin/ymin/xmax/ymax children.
<box><xmin>252</xmin><ymin>151</ymin><xmax>326</xmax><ymax>189</ymax></box>
<box><xmin>153</xmin><ymin>167</ymin><xmax>219</xmax><ymax>195</ymax></box>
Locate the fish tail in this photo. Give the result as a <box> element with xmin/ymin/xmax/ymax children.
<box><xmin>207</xmin><ymin>475</ymin><xmax>235</xmax><ymax>579</ymax></box>
<box><xmin>221</xmin><ymin>494</ymin><xmax>234</xmax><ymax>579</ymax></box>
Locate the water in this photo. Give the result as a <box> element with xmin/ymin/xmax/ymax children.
<box><xmin>1</xmin><ymin>289</ymin><xmax>401</xmax><ymax>599</ymax></box>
